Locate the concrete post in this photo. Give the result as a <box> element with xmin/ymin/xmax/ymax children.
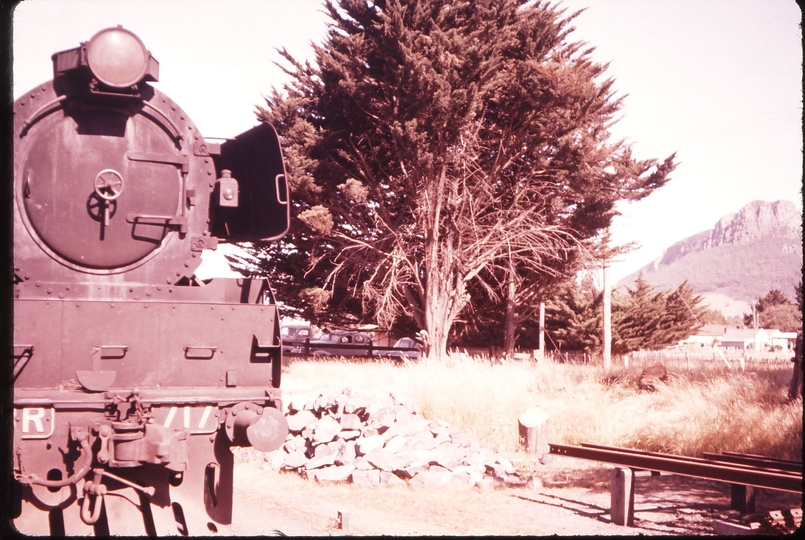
<box><xmin>610</xmin><ymin>467</ymin><xmax>635</xmax><ymax>526</ymax></box>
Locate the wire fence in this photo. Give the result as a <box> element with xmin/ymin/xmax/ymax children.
<box><xmin>626</xmin><ymin>349</ymin><xmax>795</xmax><ymax>371</ymax></box>
<box><xmin>537</xmin><ymin>349</ymin><xmax>795</xmax><ymax>371</ymax></box>
<box><xmin>452</xmin><ymin>347</ymin><xmax>796</xmax><ymax>371</ymax></box>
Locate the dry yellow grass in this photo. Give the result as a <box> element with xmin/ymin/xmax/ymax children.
<box><xmin>280</xmin><ymin>355</ymin><xmax>802</xmax><ymax>460</ymax></box>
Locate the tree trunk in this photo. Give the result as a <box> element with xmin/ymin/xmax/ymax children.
<box><xmin>423</xmin><ymin>268</ymin><xmax>466</xmax><ymax>362</ymax></box>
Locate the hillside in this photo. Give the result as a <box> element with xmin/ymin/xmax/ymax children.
<box><xmin>618</xmin><ymin>200</ymin><xmax>802</xmax><ymax>314</ymax></box>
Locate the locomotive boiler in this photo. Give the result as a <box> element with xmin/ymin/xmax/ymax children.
<box><xmin>12</xmin><ymin>27</ymin><xmax>289</xmax><ymax>535</ymax></box>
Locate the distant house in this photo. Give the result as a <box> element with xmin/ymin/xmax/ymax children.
<box><xmin>679</xmin><ymin>324</ymin><xmax>741</xmax><ymax>349</ymax></box>
<box><xmin>770</xmin><ymin>331</ymin><xmax>798</xmax><ymax>351</ymax></box>
<box><xmin>717</xmin><ymin>328</ymin><xmax>772</xmax><ymax>350</ymax></box>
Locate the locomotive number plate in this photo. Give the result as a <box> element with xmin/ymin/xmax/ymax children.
<box><xmin>151</xmin><ymin>406</ymin><xmax>219</xmax><ymax>434</ymax></box>
<box><xmin>14</xmin><ymin>408</ymin><xmax>55</xmax><ymax>439</ymax></box>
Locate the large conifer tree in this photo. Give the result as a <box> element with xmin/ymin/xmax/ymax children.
<box><xmin>252</xmin><ymin>0</ymin><xmax>676</xmax><ymax>360</ymax></box>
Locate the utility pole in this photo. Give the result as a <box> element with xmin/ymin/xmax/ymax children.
<box><xmin>538</xmin><ymin>301</ymin><xmax>545</xmax><ymax>362</ymax></box>
<box><xmin>603</xmin><ymin>263</ymin><xmax>611</xmax><ymax>371</ymax></box>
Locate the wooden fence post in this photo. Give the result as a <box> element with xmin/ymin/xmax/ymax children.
<box><xmin>610</xmin><ymin>467</ymin><xmax>635</xmax><ymax>526</ymax></box>
<box><xmin>518</xmin><ymin>408</ymin><xmax>550</xmax><ymax>463</ymax></box>
<box><xmin>730</xmin><ymin>484</ymin><xmax>756</xmax><ymax>513</ymax></box>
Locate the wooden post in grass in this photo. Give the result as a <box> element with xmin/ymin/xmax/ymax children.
<box><xmin>518</xmin><ymin>407</ymin><xmax>550</xmax><ymax>463</ymax></box>
<box><xmin>610</xmin><ymin>467</ymin><xmax>635</xmax><ymax>526</ymax></box>
<box><xmin>731</xmin><ymin>484</ymin><xmax>756</xmax><ymax>513</ymax></box>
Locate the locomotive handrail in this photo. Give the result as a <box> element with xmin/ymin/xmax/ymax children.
<box><xmin>126</xmin><ymin>212</ymin><xmax>188</xmax><ymax>234</ymax></box>
<box><xmin>276</xmin><ymin>174</ymin><xmax>288</xmax><ymax>205</ymax></box>
<box><xmin>19</xmin><ymin>95</ymin><xmax>67</xmax><ymax>136</ymax></box>
<box><xmin>127</xmin><ymin>151</ymin><xmax>188</xmax><ymax>169</ymax></box>
<box><xmin>140</xmin><ymin>101</ymin><xmax>182</xmax><ymax>141</ymax></box>
<box><xmin>13</xmin><ymin>345</ymin><xmax>34</xmax><ymax>382</ymax></box>
<box><xmin>184</xmin><ymin>346</ymin><xmax>217</xmax><ymax>359</ymax></box>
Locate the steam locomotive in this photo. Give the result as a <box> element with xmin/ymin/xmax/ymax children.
<box><xmin>12</xmin><ymin>27</ymin><xmax>289</xmax><ymax>535</ymax></box>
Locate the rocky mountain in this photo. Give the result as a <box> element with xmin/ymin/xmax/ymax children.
<box><xmin>618</xmin><ymin>200</ymin><xmax>802</xmax><ymax>315</ymax></box>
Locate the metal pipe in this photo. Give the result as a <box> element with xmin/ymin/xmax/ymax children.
<box><xmin>15</xmin><ymin>437</ymin><xmax>93</xmax><ymax>488</ymax></box>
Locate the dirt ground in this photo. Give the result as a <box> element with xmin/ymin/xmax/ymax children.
<box><xmin>228</xmin><ymin>455</ymin><xmax>802</xmax><ymax>536</ymax></box>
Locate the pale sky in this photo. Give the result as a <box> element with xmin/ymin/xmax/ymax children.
<box><xmin>12</xmin><ymin>0</ymin><xmax>803</xmax><ymax>284</ymax></box>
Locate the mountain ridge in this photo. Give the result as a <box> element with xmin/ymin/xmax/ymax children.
<box><xmin>618</xmin><ymin>200</ymin><xmax>802</xmax><ymax>312</ymax></box>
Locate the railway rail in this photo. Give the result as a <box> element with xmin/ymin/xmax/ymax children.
<box><xmin>548</xmin><ymin>442</ymin><xmax>802</xmax><ymax>527</ymax></box>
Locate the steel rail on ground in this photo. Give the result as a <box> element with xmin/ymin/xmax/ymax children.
<box><xmin>701</xmin><ymin>451</ymin><xmax>803</xmax><ymax>473</ymax></box>
<box><xmin>548</xmin><ymin>443</ymin><xmax>802</xmax><ymax>493</ymax></box>
<box><xmin>579</xmin><ymin>442</ymin><xmax>802</xmax><ymax>476</ymax></box>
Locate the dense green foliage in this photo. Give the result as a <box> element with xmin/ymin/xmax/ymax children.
<box><xmin>744</xmin><ymin>289</ymin><xmax>803</xmax><ymax>332</ymax></box>
<box><xmin>543</xmin><ymin>274</ymin><xmax>706</xmax><ymax>354</ymax></box>
<box><xmin>244</xmin><ymin>0</ymin><xmax>675</xmax><ymax>358</ymax></box>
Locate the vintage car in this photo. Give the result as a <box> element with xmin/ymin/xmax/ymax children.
<box><xmin>290</xmin><ymin>330</ymin><xmax>374</xmax><ymax>356</ymax></box>
<box><xmin>281</xmin><ymin>323</ymin><xmax>316</xmax><ymax>354</ymax></box>
<box><xmin>386</xmin><ymin>337</ymin><xmax>424</xmax><ymax>359</ymax></box>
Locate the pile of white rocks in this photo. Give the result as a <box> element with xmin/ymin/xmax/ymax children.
<box><xmin>252</xmin><ymin>389</ymin><xmax>535</xmax><ymax>489</ymax></box>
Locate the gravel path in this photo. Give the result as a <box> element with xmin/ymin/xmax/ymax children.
<box><xmin>228</xmin><ymin>456</ymin><xmax>802</xmax><ymax>536</ymax></box>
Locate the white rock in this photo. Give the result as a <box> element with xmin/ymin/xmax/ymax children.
<box><xmin>383</xmin><ymin>435</ymin><xmax>408</xmax><ymax>454</ymax></box>
<box><xmin>283</xmin><ymin>451</ymin><xmax>308</xmax><ymax>469</ymax></box>
<box><xmin>356</xmin><ymin>434</ymin><xmax>385</xmax><ymax>455</ymax></box>
<box><xmin>313</xmin><ymin>415</ymin><xmax>342</xmax><ymax>444</ymax></box>
<box><xmin>380</xmin><ymin>471</ymin><xmax>407</xmax><ymax>486</ymax></box>
<box><xmin>311</xmin><ymin>464</ymin><xmax>354</xmax><ymax>483</ymax></box>
<box><xmin>339</xmin><ymin>413</ymin><xmax>363</xmax><ymax>431</ymax></box>
<box><xmin>350</xmin><ymin>469</ymin><xmax>381</xmax><ymax>487</ymax></box>
<box><xmin>286</xmin><ymin>410</ymin><xmax>317</xmax><ymax>433</ymax></box>
<box><xmin>338</xmin><ymin>429</ymin><xmax>361</xmax><ymax>441</ymax></box>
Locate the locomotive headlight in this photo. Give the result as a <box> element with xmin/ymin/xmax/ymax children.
<box><xmin>86</xmin><ymin>27</ymin><xmax>151</xmax><ymax>88</ymax></box>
